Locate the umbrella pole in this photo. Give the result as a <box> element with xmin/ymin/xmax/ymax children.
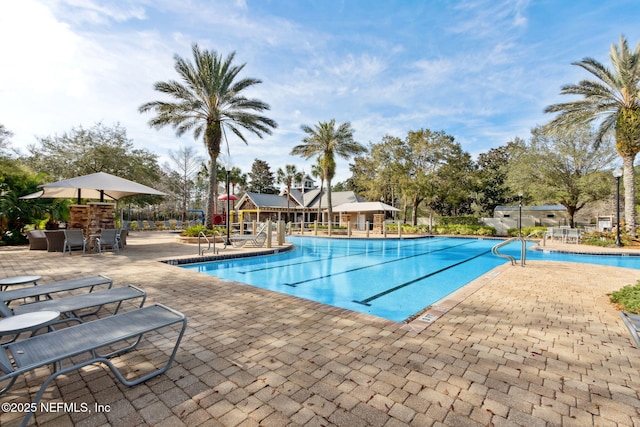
<box><xmin>77</xmin><ymin>189</ymin><xmax>81</xmax><ymax>205</ymax></box>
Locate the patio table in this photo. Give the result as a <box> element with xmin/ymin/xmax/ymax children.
<box><xmin>0</xmin><ymin>275</ymin><xmax>41</xmax><ymax>292</ymax></box>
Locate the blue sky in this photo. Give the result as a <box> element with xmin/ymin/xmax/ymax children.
<box><xmin>1</xmin><ymin>0</ymin><xmax>639</xmax><ymax>183</ymax></box>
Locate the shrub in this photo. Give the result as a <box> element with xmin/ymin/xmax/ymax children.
<box><xmin>610</xmin><ymin>281</ymin><xmax>640</xmax><ymax>314</ymax></box>
<box><xmin>438</xmin><ymin>216</ymin><xmax>481</xmax><ymax>226</ymax></box>
<box><xmin>581</xmin><ymin>231</ymin><xmax>633</xmax><ymax>247</ymax></box>
<box><xmin>432</xmin><ymin>224</ymin><xmax>496</xmax><ymax>236</ymax></box>
<box><xmin>180</xmin><ymin>224</ymin><xmax>225</xmax><ymax>237</ymax></box>
<box><xmin>507</xmin><ymin>226</ymin><xmax>547</xmax><ymax>238</ymax></box>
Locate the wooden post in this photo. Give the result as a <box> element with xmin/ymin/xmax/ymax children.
<box><xmin>314</xmin><ymin>220</ymin><xmax>318</xmax><ymax>236</ymax></box>
<box><xmin>266</xmin><ymin>219</ymin><xmax>272</xmax><ymax>248</ymax></box>
<box><xmin>366</xmin><ymin>221</ymin><xmax>370</xmax><ymax>238</ymax></box>
<box><xmin>347</xmin><ymin>221</ymin><xmax>351</xmax><ymax>237</ymax></box>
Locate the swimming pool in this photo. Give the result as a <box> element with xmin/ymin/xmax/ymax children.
<box><xmin>180</xmin><ymin>236</ymin><xmax>640</xmax><ymax>322</ymax></box>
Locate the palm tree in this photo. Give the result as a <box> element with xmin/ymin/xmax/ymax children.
<box><xmin>544</xmin><ymin>35</ymin><xmax>640</xmax><ymax>234</ymax></box>
<box><xmin>276</xmin><ymin>164</ymin><xmax>303</xmax><ymax>222</ymax></box>
<box><xmin>310</xmin><ymin>158</ymin><xmax>325</xmax><ymax>221</ymax></box>
<box><xmin>291</xmin><ymin>120</ymin><xmax>366</xmax><ymax>232</ymax></box>
<box><xmin>139</xmin><ymin>44</ymin><xmax>277</xmax><ymax>228</ymax></box>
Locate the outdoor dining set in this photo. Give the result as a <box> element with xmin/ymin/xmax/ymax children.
<box><xmin>26</xmin><ymin>228</ymin><xmax>127</xmax><ymax>255</ymax></box>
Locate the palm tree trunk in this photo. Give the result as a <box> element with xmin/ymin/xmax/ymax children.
<box><xmin>622</xmin><ymin>155</ymin><xmax>636</xmax><ymax>235</ymax></box>
<box><xmin>317</xmin><ymin>179</ymin><xmax>324</xmax><ymax>222</ymax></box>
<box><xmin>326</xmin><ymin>178</ymin><xmax>333</xmax><ymax>234</ymax></box>
<box><xmin>206</xmin><ymin>156</ymin><xmax>217</xmax><ymax>229</ymax></box>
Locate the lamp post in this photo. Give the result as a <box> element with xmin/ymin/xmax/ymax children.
<box><xmin>225</xmin><ymin>161</ymin><xmax>232</xmax><ymax>246</ymax></box>
<box><xmin>518</xmin><ymin>192</ymin><xmax>523</xmax><ymax>237</ymax></box>
<box><xmin>613</xmin><ymin>167</ymin><xmax>623</xmax><ymax>247</ymax></box>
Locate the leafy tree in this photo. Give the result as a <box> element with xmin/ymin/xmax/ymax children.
<box><xmin>544</xmin><ymin>35</ymin><xmax>640</xmax><ymax>234</ymax></box>
<box><xmin>507</xmin><ymin>126</ymin><xmax>617</xmax><ymax>226</ymax></box>
<box><xmin>229</xmin><ymin>167</ymin><xmax>247</xmax><ymax>194</ymax></box>
<box><xmin>0</xmin><ymin>160</ymin><xmax>47</xmax><ymax>244</ymax></box>
<box><xmin>0</xmin><ymin>124</ymin><xmax>15</xmax><ymax>158</ymax></box>
<box><xmin>247</xmin><ymin>159</ymin><xmax>276</xmax><ymax>194</ymax></box>
<box><xmin>475</xmin><ymin>141</ymin><xmax>523</xmax><ymax>216</ymax></box>
<box><xmin>277</xmin><ymin>164</ymin><xmax>303</xmax><ymax>222</ymax></box>
<box><xmin>430</xmin><ymin>139</ymin><xmax>476</xmax><ymax>216</ymax></box>
<box><xmin>168</xmin><ymin>145</ymin><xmax>203</xmax><ymax>220</ymax></box>
<box><xmin>352</xmin><ymin>135</ymin><xmax>405</xmax><ymax>211</ymax></box>
<box><xmin>139</xmin><ymin>44</ymin><xmax>277</xmax><ymax>228</ymax></box>
<box><xmin>291</xmin><ymin>120</ymin><xmax>366</xmax><ymax>229</ymax></box>
<box><xmin>25</xmin><ymin>122</ymin><xmax>162</xmax><ymax>206</ymax></box>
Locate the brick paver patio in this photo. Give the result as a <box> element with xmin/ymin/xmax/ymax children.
<box><xmin>1</xmin><ymin>231</ymin><xmax>639</xmax><ymax>426</ymax></box>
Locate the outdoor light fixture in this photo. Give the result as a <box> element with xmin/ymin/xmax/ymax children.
<box><xmin>518</xmin><ymin>192</ymin><xmax>523</xmax><ymax>237</ymax></box>
<box><xmin>613</xmin><ymin>167</ymin><xmax>623</xmax><ymax>247</ymax></box>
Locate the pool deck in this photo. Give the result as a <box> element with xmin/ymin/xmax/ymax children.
<box><xmin>1</xmin><ymin>231</ymin><xmax>640</xmax><ymax>426</ymax></box>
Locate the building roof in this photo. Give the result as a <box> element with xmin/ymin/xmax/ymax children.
<box><xmin>238</xmin><ymin>190</ymin><xmax>367</xmax><ymax>211</ymax></box>
<box><xmin>494</xmin><ymin>204</ymin><xmax>567</xmax><ymax>212</ymax></box>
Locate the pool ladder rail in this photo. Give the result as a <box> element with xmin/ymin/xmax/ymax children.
<box><xmin>491</xmin><ymin>235</ymin><xmax>528</xmax><ymax>267</ymax></box>
<box><xmin>198</xmin><ymin>231</ymin><xmax>226</xmax><ymax>256</ymax></box>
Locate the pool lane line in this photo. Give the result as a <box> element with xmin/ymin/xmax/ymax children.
<box><xmin>237</xmin><ymin>237</ymin><xmax>448</xmax><ymax>275</ymax></box>
<box><xmin>282</xmin><ymin>240</ymin><xmax>477</xmax><ymax>287</ymax></box>
<box><xmin>352</xmin><ymin>248</ymin><xmax>492</xmax><ymax>306</ymax></box>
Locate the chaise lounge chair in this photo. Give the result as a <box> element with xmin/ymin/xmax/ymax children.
<box><xmin>0</xmin><ymin>275</ymin><xmax>112</xmax><ymax>306</ymax></box>
<box><xmin>6</xmin><ymin>285</ymin><xmax>146</xmax><ymax>319</ymax></box>
<box><xmin>619</xmin><ymin>311</ymin><xmax>640</xmax><ymax>348</ymax></box>
<box><xmin>0</xmin><ymin>304</ymin><xmax>187</xmax><ymax>427</ymax></box>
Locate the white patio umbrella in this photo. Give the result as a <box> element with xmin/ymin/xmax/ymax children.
<box><xmin>20</xmin><ymin>172</ymin><xmax>166</xmax><ymax>203</ymax></box>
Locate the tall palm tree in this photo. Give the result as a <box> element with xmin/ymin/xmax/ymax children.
<box><xmin>139</xmin><ymin>44</ymin><xmax>277</xmax><ymax>228</ymax></box>
<box><xmin>544</xmin><ymin>35</ymin><xmax>640</xmax><ymax>234</ymax></box>
<box><xmin>310</xmin><ymin>158</ymin><xmax>325</xmax><ymax>221</ymax></box>
<box><xmin>291</xmin><ymin>120</ymin><xmax>366</xmax><ymax>231</ymax></box>
<box><xmin>276</xmin><ymin>164</ymin><xmax>303</xmax><ymax>222</ymax></box>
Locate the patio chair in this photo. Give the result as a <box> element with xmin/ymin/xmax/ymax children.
<box><xmin>0</xmin><ymin>304</ymin><xmax>187</xmax><ymax>426</ymax></box>
<box><xmin>0</xmin><ymin>275</ymin><xmax>113</xmax><ymax>306</ymax></box>
<box><xmin>63</xmin><ymin>229</ymin><xmax>87</xmax><ymax>255</ymax></box>
<box><xmin>96</xmin><ymin>228</ymin><xmax>119</xmax><ymax>253</ymax></box>
<box><xmin>45</xmin><ymin>230</ymin><xmax>66</xmax><ymax>252</ymax></box>
<box><xmin>117</xmin><ymin>228</ymin><xmax>128</xmax><ymax>249</ymax></box>
<box><xmin>26</xmin><ymin>230</ymin><xmax>47</xmax><ymax>250</ymax></box>
<box><xmin>619</xmin><ymin>311</ymin><xmax>640</xmax><ymax>348</ymax></box>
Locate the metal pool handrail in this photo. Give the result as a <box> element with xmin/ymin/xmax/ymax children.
<box><xmin>492</xmin><ymin>236</ymin><xmax>526</xmax><ymax>267</ymax></box>
<box><xmin>198</xmin><ymin>231</ymin><xmax>226</xmax><ymax>256</ymax></box>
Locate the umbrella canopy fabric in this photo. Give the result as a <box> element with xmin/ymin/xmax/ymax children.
<box><xmin>217</xmin><ymin>193</ymin><xmax>238</xmax><ymax>201</ymax></box>
<box><xmin>332</xmin><ymin>201</ymin><xmax>399</xmax><ymax>212</ymax></box>
<box><xmin>20</xmin><ymin>172</ymin><xmax>165</xmax><ymax>202</ymax></box>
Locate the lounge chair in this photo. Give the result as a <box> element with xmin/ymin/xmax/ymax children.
<box><xmin>619</xmin><ymin>311</ymin><xmax>640</xmax><ymax>348</ymax></box>
<box><xmin>26</xmin><ymin>230</ymin><xmax>47</xmax><ymax>250</ymax></box>
<box><xmin>0</xmin><ymin>304</ymin><xmax>187</xmax><ymax>426</ymax></box>
<box><xmin>97</xmin><ymin>228</ymin><xmax>119</xmax><ymax>253</ymax></box>
<box><xmin>0</xmin><ymin>275</ymin><xmax>112</xmax><ymax>306</ymax></box>
<box><xmin>63</xmin><ymin>229</ymin><xmax>87</xmax><ymax>255</ymax></box>
<box><xmin>8</xmin><ymin>285</ymin><xmax>146</xmax><ymax>319</ymax></box>
<box><xmin>229</xmin><ymin>231</ymin><xmax>267</xmax><ymax>248</ymax></box>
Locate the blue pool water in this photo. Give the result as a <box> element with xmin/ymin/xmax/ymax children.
<box><xmin>180</xmin><ymin>236</ymin><xmax>640</xmax><ymax>322</ymax></box>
